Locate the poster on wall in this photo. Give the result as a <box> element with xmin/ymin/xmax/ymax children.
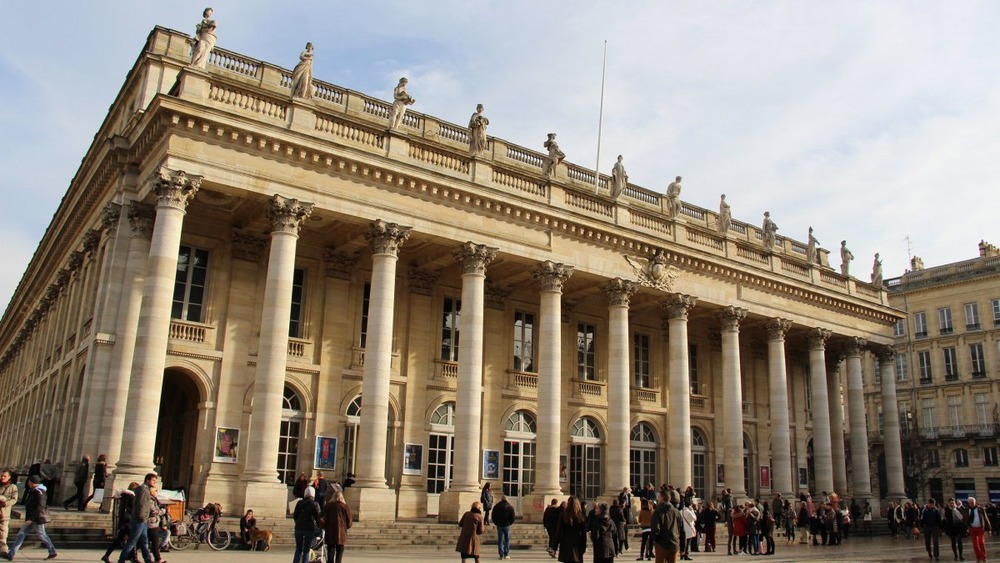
<box><xmin>798</xmin><ymin>467</ymin><xmax>809</xmax><ymax>488</ymax></box>
<box><xmin>314</xmin><ymin>436</ymin><xmax>338</xmax><ymax>470</ymax></box>
<box><xmin>559</xmin><ymin>455</ymin><xmax>568</xmax><ymax>483</ymax></box>
<box><xmin>213</xmin><ymin>427</ymin><xmax>239</xmax><ymax>463</ymax></box>
<box><xmin>403</xmin><ymin>443</ymin><xmax>423</xmax><ymax>476</ymax></box>
<box><xmin>716</xmin><ymin>464</ymin><xmax>725</xmax><ymax>487</ymax></box>
<box><xmin>760</xmin><ymin>465</ymin><xmax>771</xmax><ymax>489</ymax></box>
<box><xmin>482</xmin><ymin>450</ymin><xmax>500</xmax><ymax>480</ymax></box>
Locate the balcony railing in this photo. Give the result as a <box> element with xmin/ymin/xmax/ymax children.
<box><xmin>966</xmin><ymin>323</ymin><xmax>981</xmax><ymax>331</ymax></box>
<box><xmin>900</xmin><ymin>424</ymin><xmax>1000</xmax><ymax>441</ymax></box>
<box><xmin>506</xmin><ymin>370</ymin><xmax>538</xmax><ymax>391</ymax></box>
<box><xmin>940</xmin><ymin>327</ymin><xmax>953</xmax><ymax>335</ymax></box>
<box><xmin>915</xmin><ymin>331</ymin><xmax>929</xmax><ymax>339</ymax></box>
<box><xmin>919</xmin><ymin>377</ymin><xmax>933</xmax><ymax>385</ymax></box>
<box><xmin>944</xmin><ymin>372</ymin><xmax>959</xmax><ymax>381</ymax></box>
<box><xmin>574</xmin><ymin>379</ymin><xmax>605</xmax><ymax>399</ymax></box>
<box><xmin>972</xmin><ymin>371</ymin><xmax>987</xmax><ymax>379</ymax></box>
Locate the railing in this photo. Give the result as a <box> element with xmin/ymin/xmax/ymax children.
<box><xmin>780</xmin><ymin>259</ymin><xmax>809</xmax><ymax>277</ymax></box>
<box><xmin>686</xmin><ymin>229</ymin><xmax>723</xmax><ymax>250</ymax></box>
<box><xmin>915</xmin><ymin>331</ymin><xmax>928</xmax><ymax>339</ymax></box>
<box><xmin>940</xmin><ymin>327</ymin><xmax>954</xmax><ymax>335</ymax></box>
<box><xmin>629</xmin><ymin>210</ymin><xmax>672</xmax><ymax>235</ymax></box>
<box><xmin>315</xmin><ymin>113</ymin><xmax>384</xmax><ymax>149</ymax></box>
<box><xmin>209</xmin><ymin>82</ymin><xmax>287</xmax><ymax>120</ymax></box>
<box><xmin>972</xmin><ymin>371</ymin><xmax>986</xmax><ymax>379</ymax></box>
<box><xmin>435</xmin><ymin>359</ymin><xmax>458</xmax><ymax>379</ymax></box>
<box><xmin>350</xmin><ymin>346</ymin><xmax>366</xmax><ymax>369</ymax></box>
<box><xmin>287</xmin><ymin>338</ymin><xmax>311</xmax><ymax>358</ymax></box>
<box><xmin>565</xmin><ymin>191</ymin><xmax>613</xmax><ymax>217</ymax></box>
<box><xmin>312</xmin><ymin>81</ymin><xmax>346</xmax><ymax>105</ymax></box>
<box><xmin>632</xmin><ymin>388</ymin><xmax>659</xmax><ymax>403</ymax></box>
<box><xmin>492</xmin><ymin>169</ymin><xmax>545</xmax><ymax>197</ymax></box>
<box><xmin>691</xmin><ymin>396</ymin><xmax>707</xmax><ymax>409</ymax></box>
<box><xmin>507</xmin><ymin>370</ymin><xmax>538</xmax><ymax>390</ymax></box>
<box><xmin>680</xmin><ymin>203</ymin><xmax>706</xmax><ymax>221</ymax></box>
<box><xmin>505</xmin><ymin>145</ymin><xmax>545</xmax><ymax>168</ymax></box>
<box><xmin>736</xmin><ymin>245</ymin><xmax>769</xmax><ymax>265</ymax></box>
<box><xmin>902</xmin><ymin>424</ymin><xmax>1000</xmax><ymax>440</ymax></box>
<box><xmin>409</xmin><ymin>143</ymin><xmax>469</xmax><ymax>174</ymax></box>
<box><xmin>622</xmin><ymin>184</ymin><xmax>660</xmax><ymax>206</ymax></box>
<box><xmin>363</xmin><ymin>98</ymin><xmax>391</xmax><ymax>120</ymax></box>
<box><xmin>575</xmin><ymin>379</ymin><xmax>605</xmax><ymax>398</ymax></box>
<box><xmin>437</xmin><ymin>122</ymin><xmax>470</xmax><ymax>144</ymax></box>
<box><xmin>966</xmin><ymin>323</ymin><xmax>981</xmax><ymax>331</ymax></box>
<box><xmin>208</xmin><ymin>48</ymin><xmax>261</xmax><ymax>78</ymax></box>
<box><xmin>169</xmin><ymin>320</ymin><xmax>208</xmax><ymax>343</ymax></box>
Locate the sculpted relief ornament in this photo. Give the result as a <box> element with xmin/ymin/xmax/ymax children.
<box><xmin>766</xmin><ymin>318</ymin><xmax>792</xmax><ymax>341</ymax></box>
<box><xmin>604</xmin><ymin>278</ymin><xmax>638</xmax><ymax>307</ymax></box>
<box><xmin>153</xmin><ymin>168</ymin><xmax>201</xmax><ymax>210</ymax></box>
<box><xmin>624</xmin><ymin>249</ymin><xmax>680</xmax><ymax>292</ymax></box>
<box><xmin>453</xmin><ymin>241</ymin><xmax>498</xmax><ymax>275</ymax></box>
<box><xmin>717</xmin><ymin>306</ymin><xmax>748</xmax><ymax>331</ymax></box>
<box><xmin>664</xmin><ymin>293</ymin><xmax>697</xmax><ymax>321</ymax></box>
<box><xmin>532</xmin><ymin>261</ymin><xmax>574</xmax><ymax>292</ymax></box>
<box><xmin>267</xmin><ymin>194</ymin><xmax>314</xmax><ymax>234</ymax></box>
<box><xmin>365</xmin><ymin>219</ymin><xmax>411</xmax><ymax>256</ymax></box>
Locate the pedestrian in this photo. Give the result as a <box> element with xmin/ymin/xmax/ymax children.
<box><xmin>650</xmin><ymin>489</ymin><xmax>681</xmax><ymax>563</ymax></box>
<box><xmin>0</xmin><ymin>470</ymin><xmax>18</xmax><ymax>555</ymax></box>
<box><xmin>943</xmin><ymin>498</ymin><xmax>966</xmax><ymax>562</ymax></box>
<box><xmin>700</xmin><ymin>501</ymin><xmax>720</xmax><ymax>553</ymax></box>
<box><xmin>292</xmin><ymin>473</ymin><xmax>309</xmax><ymax>499</ymax></box>
<box><xmin>920</xmin><ymin>498</ymin><xmax>942</xmax><ymax>561</ymax></box>
<box><xmin>342</xmin><ymin>473</ymin><xmax>355</xmax><ymax>489</ymax></box>
<box><xmin>84</xmin><ymin>455</ymin><xmax>108</xmax><ymax>509</ymax></box>
<box><xmin>292</xmin><ymin>486</ymin><xmax>320</xmax><ymax>563</ymax></box>
<box><xmin>553</xmin><ymin>496</ymin><xmax>587</xmax><ymax>563</ymax></box>
<box><xmin>319</xmin><ymin>490</ymin><xmax>352</xmax><ymax>563</ymax></box>
<box><xmin>861</xmin><ymin>502</ymin><xmax>873</xmax><ymax>537</ymax></box>
<box><xmin>239</xmin><ymin>509</ymin><xmax>256</xmax><ymax>549</ymax></box>
<box><xmin>146</xmin><ymin>487</ymin><xmax>165</xmax><ymax>563</ymax></box>
<box><xmin>491</xmin><ymin>494</ymin><xmax>515</xmax><ymax>560</ymax></box>
<box><xmin>456</xmin><ymin>501</ymin><xmax>485</xmax><ymax>563</ymax></box>
<box><xmin>761</xmin><ymin>504</ymin><xmax>775</xmax><ymax>555</ymax></box>
<box><xmin>62</xmin><ymin>456</ymin><xmax>90</xmax><ymax>511</ymax></box>
<box><xmin>116</xmin><ymin>473</ymin><xmax>157</xmax><ymax>563</ymax></box>
<box><xmin>781</xmin><ymin>501</ymin><xmax>795</xmax><ymax>545</ymax></box>
<box><xmin>101</xmin><ymin>482</ymin><xmax>137</xmax><ymax>563</ymax></box>
<box><xmin>680</xmin><ymin>501</ymin><xmax>696</xmax><ymax>561</ymax></box>
<box><xmin>312</xmin><ymin>473</ymin><xmax>328</xmax><ymax>509</ymax></box>
<box><xmin>610</xmin><ymin>499</ymin><xmax>627</xmax><ymax>556</ymax></box>
<box><xmin>20</xmin><ymin>462</ymin><xmax>41</xmax><ymax>505</ymax></box>
<box><xmin>637</xmin><ymin>498</ymin><xmax>654</xmax><ymax>560</ymax></box>
<box><xmin>964</xmin><ymin>497</ymin><xmax>990</xmax><ymax>562</ymax></box>
<box><xmin>543</xmin><ymin>499</ymin><xmax>562</xmax><ymax>551</ymax></box>
<box><xmin>480</xmin><ymin>483</ymin><xmax>494</xmax><ymax>526</ymax></box>
<box><xmin>3</xmin><ymin>475</ymin><xmax>56</xmax><ymax>561</ymax></box>
<box><xmin>589</xmin><ymin>502</ymin><xmax>617</xmax><ymax>563</ymax></box>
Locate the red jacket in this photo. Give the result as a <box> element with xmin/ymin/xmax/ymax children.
<box><xmin>732</xmin><ymin>511</ymin><xmax>748</xmax><ymax>536</ymax></box>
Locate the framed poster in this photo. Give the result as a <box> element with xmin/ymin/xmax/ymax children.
<box><xmin>403</xmin><ymin>443</ymin><xmax>423</xmax><ymax>476</ymax></box>
<box><xmin>482</xmin><ymin>449</ymin><xmax>500</xmax><ymax>480</ymax></box>
<box><xmin>559</xmin><ymin>455</ymin><xmax>568</xmax><ymax>483</ymax></box>
<box><xmin>798</xmin><ymin>467</ymin><xmax>809</xmax><ymax>488</ymax></box>
<box><xmin>716</xmin><ymin>464</ymin><xmax>725</xmax><ymax>487</ymax></box>
<box><xmin>760</xmin><ymin>465</ymin><xmax>771</xmax><ymax>489</ymax></box>
<box><xmin>214</xmin><ymin>427</ymin><xmax>239</xmax><ymax>463</ymax></box>
<box><xmin>314</xmin><ymin>436</ymin><xmax>338</xmax><ymax>470</ymax></box>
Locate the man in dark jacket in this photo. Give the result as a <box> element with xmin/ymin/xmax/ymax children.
<box><xmin>117</xmin><ymin>473</ymin><xmax>157</xmax><ymax>563</ymax></box>
<box><xmin>543</xmin><ymin>499</ymin><xmax>561</xmax><ymax>551</ymax></box>
<box><xmin>920</xmin><ymin>498</ymin><xmax>942</xmax><ymax>561</ymax></box>
<box><xmin>4</xmin><ymin>476</ymin><xmax>56</xmax><ymax>561</ymax></box>
<box><xmin>62</xmin><ymin>456</ymin><xmax>90</xmax><ymax>511</ymax></box>
<box><xmin>651</xmin><ymin>489</ymin><xmax>680</xmax><ymax>563</ymax></box>
<box><xmin>492</xmin><ymin>495</ymin><xmax>516</xmax><ymax>560</ymax></box>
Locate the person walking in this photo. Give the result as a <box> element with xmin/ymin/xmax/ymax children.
<box><xmin>637</xmin><ymin>498</ymin><xmax>654</xmax><ymax>560</ymax></box>
<box><xmin>491</xmin><ymin>495</ymin><xmax>515</xmax><ymax>560</ymax></box>
<box><xmin>480</xmin><ymin>483</ymin><xmax>494</xmax><ymax>526</ymax></box>
<box><xmin>146</xmin><ymin>488</ymin><xmax>166</xmax><ymax>563</ymax></box>
<box><xmin>0</xmin><ymin>470</ymin><xmax>18</xmax><ymax>555</ymax></box>
<box><xmin>921</xmin><ymin>498</ymin><xmax>942</xmax><ymax>561</ymax></box>
<box><xmin>312</xmin><ymin>473</ymin><xmax>328</xmax><ymax>509</ymax></box>
<box><xmin>544</xmin><ymin>499</ymin><xmax>562</xmax><ymax>552</ymax></box>
<box><xmin>781</xmin><ymin>501</ymin><xmax>795</xmax><ymax>545</ymax></box>
<box><xmin>62</xmin><ymin>456</ymin><xmax>90</xmax><ymax>511</ymax></box>
<box><xmin>680</xmin><ymin>501</ymin><xmax>696</xmax><ymax>561</ymax></box>
<box><xmin>554</xmin><ymin>496</ymin><xmax>587</xmax><ymax>563</ymax></box>
<box><xmin>456</xmin><ymin>501</ymin><xmax>485</xmax><ymax>563</ymax></box>
<box><xmin>861</xmin><ymin>502</ymin><xmax>873</xmax><ymax>537</ymax></box>
<box><xmin>101</xmin><ymin>482</ymin><xmax>137</xmax><ymax>563</ymax></box>
<box><xmin>943</xmin><ymin>498</ymin><xmax>966</xmax><ymax>562</ymax></box>
<box><xmin>700</xmin><ymin>501</ymin><xmax>720</xmax><ymax>553</ymax></box>
<box><xmin>650</xmin><ymin>489</ymin><xmax>681</xmax><ymax>563</ymax></box>
<box><xmin>116</xmin><ymin>473</ymin><xmax>157</xmax><ymax>563</ymax></box>
<box><xmin>3</xmin><ymin>476</ymin><xmax>56</xmax><ymax>561</ymax></box>
<box><xmin>589</xmin><ymin>503</ymin><xmax>617</xmax><ymax>563</ymax></box>
<box><xmin>84</xmin><ymin>455</ymin><xmax>108</xmax><ymax>510</ymax></box>
<box><xmin>610</xmin><ymin>499</ymin><xmax>627</xmax><ymax>556</ymax></box>
<box><xmin>292</xmin><ymin>487</ymin><xmax>320</xmax><ymax>563</ymax></box>
<box><xmin>964</xmin><ymin>497</ymin><xmax>991</xmax><ymax>563</ymax></box>
<box><xmin>319</xmin><ymin>490</ymin><xmax>352</xmax><ymax>563</ymax></box>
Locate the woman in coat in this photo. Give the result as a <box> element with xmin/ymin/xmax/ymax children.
<box><xmin>609</xmin><ymin>499</ymin><xmax>626</xmax><ymax>555</ymax></box>
<box><xmin>480</xmin><ymin>483</ymin><xmax>494</xmax><ymax>525</ymax></box>
<box><xmin>84</xmin><ymin>454</ymin><xmax>108</xmax><ymax>508</ymax></box>
<box><xmin>555</xmin><ymin>496</ymin><xmax>588</xmax><ymax>563</ymax></box>
<box><xmin>589</xmin><ymin>502</ymin><xmax>617</xmax><ymax>563</ymax></box>
<box><xmin>637</xmin><ymin>497</ymin><xmax>654</xmax><ymax>560</ymax></box>
<box><xmin>680</xmin><ymin>501</ymin><xmax>697</xmax><ymax>560</ymax></box>
<box><xmin>456</xmin><ymin>501</ymin><xmax>485</xmax><ymax>562</ymax></box>
<box><xmin>699</xmin><ymin>501</ymin><xmax>721</xmax><ymax>553</ymax></box>
<box><xmin>320</xmin><ymin>491</ymin><xmax>352</xmax><ymax>563</ymax></box>
<box><xmin>292</xmin><ymin>487</ymin><xmax>320</xmax><ymax>563</ymax></box>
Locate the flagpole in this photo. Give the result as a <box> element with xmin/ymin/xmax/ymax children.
<box><xmin>594</xmin><ymin>40</ymin><xmax>607</xmax><ymax>195</ymax></box>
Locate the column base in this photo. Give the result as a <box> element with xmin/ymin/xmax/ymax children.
<box><xmin>438</xmin><ymin>490</ymin><xmax>482</xmax><ymax>523</ymax></box>
<box><xmin>522</xmin><ymin>492</ymin><xmax>566</xmax><ymax>523</ymax></box>
<box><xmin>238</xmin><ymin>480</ymin><xmax>289</xmax><ymax>519</ymax></box>
<box><xmin>103</xmin><ymin>467</ymin><xmax>154</xmax><ymax>512</ymax></box>
<box><xmin>343</xmin><ymin>487</ymin><xmax>397</xmax><ymax>521</ymax></box>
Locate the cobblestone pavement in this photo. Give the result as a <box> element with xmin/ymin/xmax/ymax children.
<box><xmin>9</xmin><ymin>535</ymin><xmax>1000</xmax><ymax>563</ymax></box>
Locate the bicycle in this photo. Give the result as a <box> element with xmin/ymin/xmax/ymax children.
<box><xmin>167</xmin><ymin>511</ymin><xmax>232</xmax><ymax>551</ymax></box>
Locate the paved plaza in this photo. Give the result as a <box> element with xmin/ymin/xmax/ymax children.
<box><xmin>8</xmin><ymin>536</ymin><xmax>1000</xmax><ymax>563</ymax></box>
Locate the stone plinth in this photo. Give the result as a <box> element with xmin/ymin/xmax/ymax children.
<box><xmin>522</xmin><ymin>492</ymin><xmax>566</xmax><ymax>524</ymax></box>
<box><xmin>344</xmin><ymin>487</ymin><xmax>398</xmax><ymax>521</ymax></box>
<box><xmin>239</xmin><ymin>480</ymin><xmax>289</xmax><ymax>519</ymax></box>
<box><xmin>437</xmin><ymin>490</ymin><xmax>482</xmax><ymax>524</ymax></box>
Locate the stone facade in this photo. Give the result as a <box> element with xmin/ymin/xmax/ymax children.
<box><xmin>0</xmin><ymin>27</ymin><xmax>901</xmax><ymax>521</ymax></box>
<box><xmin>866</xmin><ymin>244</ymin><xmax>1000</xmax><ymax>505</ymax></box>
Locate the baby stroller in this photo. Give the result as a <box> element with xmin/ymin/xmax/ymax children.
<box><xmin>308</xmin><ymin>530</ymin><xmax>326</xmax><ymax>563</ymax></box>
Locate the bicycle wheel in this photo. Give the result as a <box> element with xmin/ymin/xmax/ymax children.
<box><xmin>207</xmin><ymin>526</ymin><xmax>231</xmax><ymax>551</ymax></box>
<box><xmin>168</xmin><ymin>531</ymin><xmax>193</xmax><ymax>551</ymax></box>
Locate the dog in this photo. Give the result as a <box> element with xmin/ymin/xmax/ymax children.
<box><xmin>248</xmin><ymin>527</ymin><xmax>273</xmax><ymax>551</ymax></box>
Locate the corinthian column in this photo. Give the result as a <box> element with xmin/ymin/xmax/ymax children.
<box><xmin>827</xmin><ymin>355</ymin><xmax>848</xmax><ymax>494</ymax></box>
<box><xmin>666</xmin><ymin>294</ymin><xmax>697</xmax><ymax>489</ymax></box>
<box><xmin>605</xmin><ymin>278</ymin><xmax>638</xmax><ymax>496</ymax></box>
<box><xmin>439</xmin><ymin>242</ymin><xmax>497</xmax><ymax>522</ymax></box>
<box><xmin>115</xmin><ymin>168</ymin><xmax>199</xmax><ymax>481</ymax></box>
<box><xmin>719</xmin><ymin>306</ymin><xmax>748</xmax><ymax>499</ymax></box>
<box><xmin>239</xmin><ymin>195</ymin><xmax>313</xmax><ymax>515</ymax></box>
<box><xmin>808</xmin><ymin>328</ymin><xmax>835</xmax><ymax>495</ymax></box>
<box><xmin>531</xmin><ymin>262</ymin><xmax>573</xmax><ymax>497</ymax></box>
<box><xmin>845</xmin><ymin>337</ymin><xmax>873</xmax><ymax>502</ymax></box>
<box><xmin>766</xmin><ymin>318</ymin><xmax>794</xmax><ymax>498</ymax></box>
<box><xmin>876</xmin><ymin>347</ymin><xmax>906</xmax><ymax>500</ymax></box>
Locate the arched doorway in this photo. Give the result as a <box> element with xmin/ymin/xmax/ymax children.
<box><xmin>154</xmin><ymin>369</ymin><xmax>201</xmax><ymax>493</ymax></box>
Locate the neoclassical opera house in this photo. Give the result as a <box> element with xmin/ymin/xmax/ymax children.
<box><xmin>0</xmin><ymin>26</ymin><xmax>907</xmax><ymax>521</ymax></box>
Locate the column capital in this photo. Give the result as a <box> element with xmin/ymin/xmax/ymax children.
<box><xmin>66</xmin><ymin>250</ymin><xmax>85</xmax><ymax>274</ymax></box>
<box><xmin>532</xmin><ymin>261</ymin><xmax>574</xmax><ymax>293</ymax></box>
<box><xmin>231</xmin><ymin>229</ymin><xmax>268</xmax><ymax>262</ymax></box>
<box><xmin>717</xmin><ymin>306</ymin><xmax>748</xmax><ymax>331</ymax></box>
<box><xmin>267</xmin><ymin>194</ymin><xmax>314</xmax><ymax>235</ymax></box>
<box><xmin>766</xmin><ymin>318</ymin><xmax>793</xmax><ymax>341</ymax></box>
<box><xmin>663</xmin><ymin>293</ymin><xmax>697</xmax><ymax>320</ymax></box>
<box><xmin>844</xmin><ymin>336</ymin><xmax>867</xmax><ymax>357</ymax></box>
<box><xmin>127</xmin><ymin>202</ymin><xmax>156</xmax><ymax>238</ymax></box>
<box><xmin>365</xmin><ymin>219</ymin><xmax>411</xmax><ymax>256</ymax></box>
<box><xmin>875</xmin><ymin>345</ymin><xmax>897</xmax><ymax>364</ymax></box>
<box><xmin>152</xmin><ymin>167</ymin><xmax>201</xmax><ymax>210</ymax></box>
<box><xmin>808</xmin><ymin>327</ymin><xmax>833</xmax><ymax>350</ymax></box>
<box><xmin>82</xmin><ymin>228</ymin><xmax>102</xmax><ymax>256</ymax></box>
<box><xmin>453</xmin><ymin>241</ymin><xmax>498</xmax><ymax>275</ymax></box>
<box><xmin>100</xmin><ymin>202</ymin><xmax>122</xmax><ymax>234</ymax></box>
<box><xmin>604</xmin><ymin>278</ymin><xmax>638</xmax><ymax>307</ymax></box>
<box><xmin>323</xmin><ymin>249</ymin><xmax>357</xmax><ymax>280</ymax></box>
<box><xmin>826</xmin><ymin>354</ymin><xmax>844</xmax><ymax>372</ymax></box>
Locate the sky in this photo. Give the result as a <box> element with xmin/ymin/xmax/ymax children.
<box><xmin>1</xmin><ymin>1</ymin><xmax>999</xmax><ymax>316</ymax></box>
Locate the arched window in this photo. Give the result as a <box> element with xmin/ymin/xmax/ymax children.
<box><xmin>503</xmin><ymin>411</ymin><xmax>537</xmax><ymax>499</ymax></box>
<box><xmin>630</xmin><ymin>423</ymin><xmax>658</xmax><ymax>491</ymax></box>
<box><xmin>692</xmin><ymin>428</ymin><xmax>707</xmax><ymax>497</ymax></box>
<box><xmin>570</xmin><ymin>417</ymin><xmax>603</xmax><ymax>500</ymax></box>
<box><xmin>342</xmin><ymin>395</ymin><xmax>395</xmax><ymax>485</ymax></box>
<box><xmin>278</xmin><ymin>385</ymin><xmax>304</xmax><ymax>486</ymax></box>
<box><xmin>427</xmin><ymin>402</ymin><xmax>456</xmax><ymax>494</ymax></box>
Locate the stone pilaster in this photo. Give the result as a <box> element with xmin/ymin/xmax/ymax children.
<box><xmin>844</xmin><ymin>337</ymin><xmax>873</xmax><ymax>503</ymax></box>
<box><xmin>827</xmin><ymin>355</ymin><xmax>848</xmax><ymax>495</ymax></box>
<box><xmin>766</xmin><ymin>318</ymin><xmax>794</xmax><ymax>498</ymax></box>
<box><xmin>876</xmin><ymin>347</ymin><xmax>906</xmax><ymax>501</ymax></box>
<box><xmin>807</xmin><ymin>328</ymin><xmax>835</xmax><ymax>495</ymax></box>
<box><xmin>719</xmin><ymin>306</ymin><xmax>748</xmax><ymax>498</ymax></box>
<box><xmin>666</xmin><ymin>294</ymin><xmax>697</xmax><ymax>489</ymax></box>
<box><xmin>604</xmin><ymin>278</ymin><xmax>638</xmax><ymax>496</ymax></box>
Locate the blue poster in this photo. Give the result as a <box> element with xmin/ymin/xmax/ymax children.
<box><xmin>314</xmin><ymin>436</ymin><xmax>337</xmax><ymax>470</ymax></box>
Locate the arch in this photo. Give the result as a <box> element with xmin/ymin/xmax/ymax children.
<box><xmin>346</xmin><ymin>395</ymin><xmax>362</xmax><ymax>418</ymax></box>
<box><xmin>630</xmin><ymin>422</ymin><xmax>657</xmax><ymax>443</ymax></box>
<box><xmin>499</xmin><ymin>402</ymin><xmax>539</xmax><ymax>430</ymax></box>
<box><xmin>430</xmin><ymin>401</ymin><xmax>456</xmax><ymax>426</ymax></box>
<box><xmin>156</xmin><ymin>368</ymin><xmax>202</xmax><ymax>491</ymax></box>
<box><xmin>504</xmin><ymin>410</ymin><xmax>537</xmax><ymax>434</ymax></box>
<box><xmin>163</xmin><ymin>359</ymin><xmax>211</xmax><ymax>403</ymax></box>
<box><xmin>572</xmin><ymin>416</ymin><xmax>602</xmax><ymax>440</ymax></box>
<box><xmin>567</xmin><ymin>410</ymin><xmax>608</xmax><ymax>440</ymax></box>
<box><xmin>423</xmin><ymin>394</ymin><xmax>457</xmax><ymax>424</ymax></box>
<box><xmin>692</xmin><ymin>427</ymin><xmax>708</xmax><ymax>448</ymax></box>
<box><xmin>337</xmin><ymin>390</ymin><xmax>399</xmax><ymax>422</ymax></box>
<box><xmin>283</xmin><ymin>385</ymin><xmax>303</xmax><ymax>412</ymax></box>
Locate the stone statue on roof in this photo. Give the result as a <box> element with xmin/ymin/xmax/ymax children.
<box><xmin>468</xmin><ymin>104</ymin><xmax>489</xmax><ymax>156</ymax></box>
<box><xmin>542</xmin><ymin>133</ymin><xmax>565</xmax><ymax>178</ymax></box>
<box><xmin>762</xmin><ymin>211</ymin><xmax>778</xmax><ymax>250</ymax></box>
<box><xmin>388</xmin><ymin>77</ymin><xmax>415</xmax><ymax>130</ymax></box>
<box><xmin>290</xmin><ymin>43</ymin><xmax>314</xmax><ymax>99</ymax></box>
<box><xmin>871</xmin><ymin>252</ymin><xmax>884</xmax><ymax>286</ymax></box>
<box><xmin>190</xmin><ymin>7</ymin><xmax>218</xmax><ymax>69</ymax></box>
<box><xmin>666</xmin><ymin>176</ymin><xmax>682</xmax><ymax>219</ymax></box>
<box><xmin>717</xmin><ymin>194</ymin><xmax>731</xmax><ymax>236</ymax></box>
<box><xmin>806</xmin><ymin>227</ymin><xmax>820</xmax><ymax>264</ymax></box>
<box><xmin>840</xmin><ymin>240</ymin><xmax>854</xmax><ymax>277</ymax></box>
<box><xmin>610</xmin><ymin>155</ymin><xmax>628</xmax><ymax>200</ymax></box>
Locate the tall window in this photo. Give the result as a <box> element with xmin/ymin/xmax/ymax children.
<box><xmin>577</xmin><ymin>323</ymin><xmax>596</xmax><ymax>380</ymax></box>
<box><xmin>633</xmin><ymin>334</ymin><xmax>651</xmax><ymax>388</ymax></box>
<box><xmin>691</xmin><ymin>428</ymin><xmax>707</xmax><ymax>497</ymax></box>
<box><xmin>984</xmin><ymin>447</ymin><xmax>999</xmax><ymax>467</ymax></box>
<box><xmin>921</xmin><ymin>398</ymin><xmax>936</xmax><ymax>429</ymax></box>
<box><xmin>947</xmin><ymin>395</ymin><xmax>962</xmax><ymax>429</ymax></box>
<box><xmin>570</xmin><ymin>417</ymin><xmax>603</xmax><ymax>500</ymax></box>
<box><xmin>689</xmin><ymin>344</ymin><xmax>700</xmax><ymax>394</ymax></box>
<box><xmin>804</xmin><ymin>367</ymin><xmax>813</xmax><ymax>413</ymax></box>
<box><xmin>630</xmin><ymin>423</ymin><xmax>658</xmax><ymax>490</ymax></box>
<box><xmin>938</xmin><ymin>308</ymin><xmax>953</xmax><ymax>335</ymax></box>
<box><xmin>970</xmin><ymin>344</ymin><xmax>986</xmax><ymax>377</ymax></box>
<box><xmin>899</xmin><ymin>402</ymin><xmax>911</xmax><ymax>432</ymax></box>
<box><xmin>502</xmin><ymin>411</ymin><xmax>536</xmax><ymax>498</ymax></box>
<box><xmin>954</xmin><ymin>448</ymin><xmax>969</xmax><ymax>468</ymax></box>
<box><xmin>943</xmin><ymin>347</ymin><xmax>958</xmax><ymax>380</ymax></box>
<box><xmin>278</xmin><ymin>386</ymin><xmax>304</xmax><ymax>486</ymax></box>
<box><xmin>873</xmin><ymin>358</ymin><xmax>881</xmax><ymax>384</ymax></box>
<box><xmin>876</xmin><ymin>405</ymin><xmax>884</xmax><ymax>435</ymax></box>
<box><xmin>975</xmin><ymin>393</ymin><xmax>990</xmax><ymax>426</ymax></box>
<box><xmin>343</xmin><ymin>396</ymin><xmax>362</xmax><ymax>476</ymax></box>
<box><xmin>513</xmin><ymin>311</ymin><xmax>536</xmax><ymax>372</ymax></box>
<box><xmin>440</xmin><ymin>298</ymin><xmax>461</xmax><ymax>361</ymax></box>
<box><xmin>896</xmin><ymin>354</ymin><xmax>909</xmax><ymax>381</ymax></box>
<box><xmin>427</xmin><ymin>402</ymin><xmax>456</xmax><ymax>494</ymax></box>
<box><xmin>914</xmin><ymin>312</ymin><xmax>928</xmax><ymax>338</ymax></box>
<box><xmin>359</xmin><ymin>282</ymin><xmax>371</xmax><ymax>347</ymax></box>
<box><xmin>992</xmin><ymin>298</ymin><xmax>1000</xmax><ymax>327</ymax></box>
<box><xmin>918</xmin><ymin>351</ymin><xmax>933</xmax><ymax>383</ymax></box>
<box><xmin>965</xmin><ymin>303</ymin><xmax>981</xmax><ymax>330</ymax></box>
<box><xmin>893</xmin><ymin>319</ymin><xmax>905</xmax><ymax>337</ymax></box>
<box><xmin>288</xmin><ymin>268</ymin><xmax>305</xmax><ymax>338</ymax></box>
<box><xmin>172</xmin><ymin>246</ymin><xmax>210</xmax><ymax>321</ymax></box>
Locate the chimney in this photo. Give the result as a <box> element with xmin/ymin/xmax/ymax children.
<box><xmin>910</xmin><ymin>256</ymin><xmax>924</xmax><ymax>271</ymax></box>
<box><xmin>980</xmin><ymin>240</ymin><xmax>999</xmax><ymax>258</ymax></box>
